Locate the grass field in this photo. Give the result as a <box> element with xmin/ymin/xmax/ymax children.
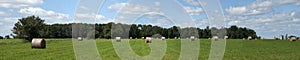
<box><xmin>0</xmin><ymin>39</ymin><xmax>300</xmax><ymax>60</ymax></box>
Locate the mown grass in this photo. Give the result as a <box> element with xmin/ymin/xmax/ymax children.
<box><xmin>0</xmin><ymin>39</ymin><xmax>300</xmax><ymax>60</ymax></box>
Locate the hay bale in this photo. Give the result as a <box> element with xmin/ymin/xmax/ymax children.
<box><xmin>130</xmin><ymin>37</ymin><xmax>132</xmax><ymax>39</ymax></box>
<box><xmin>274</xmin><ymin>36</ymin><xmax>278</xmax><ymax>40</ymax></box>
<box><xmin>161</xmin><ymin>37</ymin><xmax>165</xmax><ymax>40</ymax></box>
<box><xmin>31</xmin><ymin>38</ymin><xmax>46</xmax><ymax>49</ymax></box>
<box><xmin>174</xmin><ymin>37</ymin><xmax>177</xmax><ymax>39</ymax></box>
<box><xmin>290</xmin><ymin>37</ymin><xmax>296</xmax><ymax>41</ymax></box>
<box><xmin>142</xmin><ymin>37</ymin><xmax>145</xmax><ymax>39</ymax></box>
<box><xmin>190</xmin><ymin>36</ymin><xmax>195</xmax><ymax>41</ymax></box>
<box><xmin>247</xmin><ymin>36</ymin><xmax>252</xmax><ymax>40</ymax></box>
<box><xmin>116</xmin><ymin>37</ymin><xmax>121</xmax><ymax>42</ymax></box>
<box><xmin>145</xmin><ymin>37</ymin><xmax>152</xmax><ymax>43</ymax></box>
<box><xmin>224</xmin><ymin>36</ymin><xmax>228</xmax><ymax>40</ymax></box>
<box><xmin>212</xmin><ymin>36</ymin><xmax>219</xmax><ymax>41</ymax></box>
<box><xmin>77</xmin><ymin>37</ymin><xmax>83</xmax><ymax>41</ymax></box>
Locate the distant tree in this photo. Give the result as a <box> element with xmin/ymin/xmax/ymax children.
<box><xmin>102</xmin><ymin>22</ymin><xmax>113</xmax><ymax>39</ymax></box>
<box><xmin>0</xmin><ymin>36</ymin><xmax>3</xmax><ymax>39</ymax></box>
<box><xmin>5</xmin><ymin>35</ymin><xmax>10</xmax><ymax>39</ymax></box>
<box><xmin>129</xmin><ymin>24</ymin><xmax>140</xmax><ymax>38</ymax></box>
<box><xmin>12</xmin><ymin>15</ymin><xmax>45</xmax><ymax>42</ymax></box>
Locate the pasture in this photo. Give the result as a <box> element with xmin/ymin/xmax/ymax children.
<box><xmin>0</xmin><ymin>39</ymin><xmax>300</xmax><ymax>60</ymax></box>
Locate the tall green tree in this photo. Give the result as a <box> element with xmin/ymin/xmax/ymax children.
<box><xmin>12</xmin><ymin>15</ymin><xmax>45</xmax><ymax>41</ymax></box>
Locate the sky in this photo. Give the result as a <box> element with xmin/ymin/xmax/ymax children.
<box><xmin>0</xmin><ymin>0</ymin><xmax>300</xmax><ymax>39</ymax></box>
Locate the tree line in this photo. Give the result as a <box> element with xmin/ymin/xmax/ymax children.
<box><xmin>12</xmin><ymin>16</ymin><xmax>258</xmax><ymax>41</ymax></box>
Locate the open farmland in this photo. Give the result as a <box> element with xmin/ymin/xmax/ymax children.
<box><xmin>0</xmin><ymin>39</ymin><xmax>300</xmax><ymax>60</ymax></box>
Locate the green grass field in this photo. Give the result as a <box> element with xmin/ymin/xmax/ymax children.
<box><xmin>0</xmin><ymin>39</ymin><xmax>300</xmax><ymax>60</ymax></box>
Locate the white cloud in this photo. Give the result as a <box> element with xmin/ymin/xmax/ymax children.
<box><xmin>183</xmin><ymin>7</ymin><xmax>203</xmax><ymax>15</ymax></box>
<box><xmin>0</xmin><ymin>11</ymin><xmax>8</xmax><ymax>16</ymax></box>
<box><xmin>225</xmin><ymin>0</ymin><xmax>300</xmax><ymax>15</ymax></box>
<box><xmin>2</xmin><ymin>17</ymin><xmax>19</xmax><ymax>23</ymax></box>
<box><xmin>0</xmin><ymin>17</ymin><xmax>20</xmax><ymax>37</ymax></box>
<box><xmin>19</xmin><ymin>7</ymin><xmax>69</xmax><ymax>24</ymax></box>
<box><xmin>76</xmin><ymin>13</ymin><xmax>104</xmax><ymax>20</ymax></box>
<box><xmin>78</xmin><ymin>6</ymin><xmax>90</xmax><ymax>11</ymax></box>
<box><xmin>225</xmin><ymin>11</ymin><xmax>300</xmax><ymax>38</ymax></box>
<box><xmin>182</xmin><ymin>0</ymin><xmax>201</xmax><ymax>6</ymax></box>
<box><xmin>0</xmin><ymin>0</ymin><xmax>43</xmax><ymax>8</ymax></box>
<box><xmin>108</xmin><ymin>3</ymin><xmax>199</xmax><ymax>28</ymax></box>
<box><xmin>225</xmin><ymin>7</ymin><xmax>247</xmax><ymax>15</ymax></box>
<box><xmin>75</xmin><ymin>13</ymin><xmax>113</xmax><ymax>23</ymax></box>
<box><xmin>154</xmin><ymin>2</ymin><xmax>160</xmax><ymax>6</ymax></box>
<box><xmin>225</xmin><ymin>6</ymin><xmax>271</xmax><ymax>15</ymax></box>
<box><xmin>108</xmin><ymin>3</ymin><xmax>159</xmax><ymax>14</ymax></box>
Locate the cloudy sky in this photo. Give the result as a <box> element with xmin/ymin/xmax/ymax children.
<box><xmin>0</xmin><ymin>0</ymin><xmax>300</xmax><ymax>38</ymax></box>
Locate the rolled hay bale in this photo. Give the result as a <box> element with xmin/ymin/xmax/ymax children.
<box><xmin>145</xmin><ymin>37</ymin><xmax>152</xmax><ymax>43</ymax></box>
<box><xmin>186</xmin><ymin>38</ymin><xmax>189</xmax><ymax>39</ymax></box>
<box><xmin>31</xmin><ymin>38</ymin><xmax>46</xmax><ymax>49</ymax></box>
<box><xmin>161</xmin><ymin>37</ymin><xmax>165</xmax><ymax>40</ymax></box>
<box><xmin>116</xmin><ymin>37</ymin><xmax>121</xmax><ymax>42</ymax></box>
<box><xmin>212</xmin><ymin>36</ymin><xmax>219</xmax><ymax>41</ymax></box>
<box><xmin>130</xmin><ymin>37</ymin><xmax>132</xmax><ymax>39</ymax></box>
<box><xmin>142</xmin><ymin>37</ymin><xmax>145</xmax><ymax>39</ymax></box>
<box><xmin>243</xmin><ymin>38</ymin><xmax>245</xmax><ymax>40</ymax></box>
<box><xmin>247</xmin><ymin>36</ymin><xmax>252</xmax><ymax>40</ymax></box>
<box><xmin>274</xmin><ymin>36</ymin><xmax>279</xmax><ymax>40</ymax></box>
<box><xmin>174</xmin><ymin>37</ymin><xmax>177</xmax><ymax>39</ymax></box>
<box><xmin>190</xmin><ymin>36</ymin><xmax>195</xmax><ymax>41</ymax></box>
<box><xmin>290</xmin><ymin>37</ymin><xmax>296</xmax><ymax>42</ymax></box>
<box><xmin>224</xmin><ymin>36</ymin><xmax>228</xmax><ymax>40</ymax></box>
<box><xmin>77</xmin><ymin>37</ymin><xmax>83</xmax><ymax>41</ymax></box>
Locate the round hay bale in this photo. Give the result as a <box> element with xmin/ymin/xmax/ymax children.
<box><xmin>247</xmin><ymin>36</ymin><xmax>252</xmax><ymax>40</ymax></box>
<box><xmin>77</xmin><ymin>37</ymin><xmax>83</xmax><ymax>41</ymax></box>
<box><xmin>274</xmin><ymin>36</ymin><xmax>278</xmax><ymax>40</ymax></box>
<box><xmin>224</xmin><ymin>36</ymin><xmax>228</xmax><ymax>40</ymax></box>
<box><xmin>142</xmin><ymin>37</ymin><xmax>145</xmax><ymax>39</ymax></box>
<box><xmin>145</xmin><ymin>37</ymin><xmax>152</xmax><ymax>43</ymax></box>
<box><xmin>161</xmin><ymin>37</ymin><xmax>165</xmax><ymax>40</ymax></box>
<box><xmin>190</xmin><ymin>36</ymin><xmax>195</xmax><ymax>41</ymax></box>
<box><xmin>290</xmin><ymin>37</ymin><xmax>296</xmax><ymax>42</ymax></box>
<box><xmin>116</xmin><ymin>37</ymin><xmax>121</xmax><ymax>42</ymax></box>
<box><xmin>31</xmin><ymin>38</ymin><xmax>46</xmax><ymax>49</ymax></box>
<box><xmin>212</xmin><ymin>36</ymin><xmax>219</xmax><ymax>41</ymax></box>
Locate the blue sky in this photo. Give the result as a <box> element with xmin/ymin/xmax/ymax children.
<box><xmin>0</xmin><ymin>0</ymin><xmax>300</xmax><ymax>39</ymax></box>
